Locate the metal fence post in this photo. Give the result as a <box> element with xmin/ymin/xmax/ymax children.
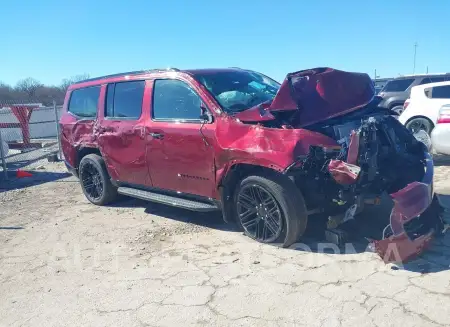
<box><xmin>53</xmin><ymin>100</ymin><xmax>63</xmax><ymax>161</ymax></box>
<box><xmin>0</xmin><ymin>129</ymin><xmax>8</xmax><ymax>180</ymax></box>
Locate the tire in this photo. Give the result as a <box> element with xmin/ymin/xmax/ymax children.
<box><xmin>233</xmin><ymin>172</ymin><xmax>308</xmax><ymax>248</ymax></box>
<box><xmin>391</xmin><ymin>105</ymin><xmax>404</xmax><ymax>115</ymax></box>
<box><xmin>406</xmin><ymin>117</ymin><xmax>434</xmax><ymax>135</ymax></box>
<box><xmin>79</xmin><ymin>154</ymin><xmax>117</xmax><ymax>205</ymax></box>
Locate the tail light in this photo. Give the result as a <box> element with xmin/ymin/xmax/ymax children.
<box><xmin>403</xmin><ymin>99</ymin><xmax>410</xmax><ymax>110</ymax></box>
<box><xmin>437</xmin><ymin>105</ymin><xmax>450</xmax><ymax>124</ymax></box>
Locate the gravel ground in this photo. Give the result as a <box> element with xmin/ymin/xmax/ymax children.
<box><xmin>1</xmin><ymin>160</ymin><xmax>450</xmax><ymax>327</ymax></box>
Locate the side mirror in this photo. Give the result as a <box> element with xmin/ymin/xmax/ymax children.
<box><xmin>200</xmin><ymin>104</ymin><xmax>213</xmax><ymax>123</ymax></box>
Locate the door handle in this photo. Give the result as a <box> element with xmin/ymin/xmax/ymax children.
<box><xmin>149</xmin><ymin>132</ymin><xmax>164</xmax><ymax>139</ymax></box>
<box><xmin>133</xmin><ymin>126</ymin><xmax>146</xmax><ymax>138</ymax></box>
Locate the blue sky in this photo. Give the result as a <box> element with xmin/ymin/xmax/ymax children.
<box><xmin>2</xmin><ymin>0</ymin><xmax>449</xmax><ymax>86</ymax></box>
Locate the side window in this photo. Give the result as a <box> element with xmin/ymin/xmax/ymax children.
<box><xmin>152</xmin><ymin>79</ymin><xmax>202</xmax><ymax>121</ymax></box>
<box><xmin>68</xmin><ymin>86</ymin><xmax>100</xmax><ymax>118</ymax></box>
<box><xmin>431</xmin><ymin>85</ymin><xmax>450</xmax><ymax>99</ymax></box>
<box><xmin>430</xmin><ymin>77</ymin><xmax>448</xmax><ymax>83</ymax></box>
<box><xmin>419</xmin><ymin>78</ymin><xmax>432</xmax><ymax>85</ymax></box>
<box><xmin>105</xmin><ymin>80</ymin><xmax>145</xmax><ymax>119</ymax></box>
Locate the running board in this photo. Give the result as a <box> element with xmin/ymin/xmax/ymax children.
<box><xmin>117</xmin><ymin>187</ymin><xmax>219</xmax><ymax>212</ymax></box>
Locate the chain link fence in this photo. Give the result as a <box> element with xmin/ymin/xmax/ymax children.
<box><xmin>0</xmin><ymin>100</ymin><xmax>63</xmax><ymax>180</ymax></box>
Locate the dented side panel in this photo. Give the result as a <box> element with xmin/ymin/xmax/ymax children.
<box><xmin>59</xmin><ymin>90</ymin><xmax>98</xmax><ymax>168</ymax></box>
<box><xmin>96</xmin><ymin>83</ymin><xmax>152</xmax><ymax>186</ymax></box>
<box><xmin>213</xmin><ymin>115</ymin><xmax>339</xmax><ymax>188</ymax></box>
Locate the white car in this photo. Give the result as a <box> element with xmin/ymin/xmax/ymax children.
<box><xmin>398</xmin><ymin>81</ymin><xmax>450</xmax><ymax>134</ymax></box>
<box><xmin>431</xmin><ymin>104</ymin><xmax>450</xmax><ymax>155</ymax></box>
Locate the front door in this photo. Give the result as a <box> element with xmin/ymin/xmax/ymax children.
<box><xmin>146</xmin><ymin>79</ymin><xmax>216</xmax><ymax>198</ymax></box>
<box><xmin>97</xmin><ymin>80</ymin><xmax>152</xmax><ymax>186</ymax></box>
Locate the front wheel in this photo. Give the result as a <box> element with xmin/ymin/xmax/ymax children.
<box><xmin>234</xmin><ymin>173</ymin><xmax>308</xmax><ymax>247</ymax></box>
<box><xmin>406</xmin><ymin>117</ymin><xmax>434</xmax><ymax>135</ymax></box>
<box><xmin>79</xmin><ymin>154</ymin><xmax>118</xmax><ymax>205</ymax></box>
<box><xmin>391</xmin><ymin>105</ymin><xmax>404</xmax><ymax>115</ymax></box>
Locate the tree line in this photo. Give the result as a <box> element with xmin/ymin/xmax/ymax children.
<box><xmin>0</xmin><ymin>74</ymin><xmax>90</xmax><ymax>106</ymax></box>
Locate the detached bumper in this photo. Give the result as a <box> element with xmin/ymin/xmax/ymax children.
<box><xmin>373</xmin><ymin>152</ymin><xmax>436</xmax><ymax>263</ymax></box>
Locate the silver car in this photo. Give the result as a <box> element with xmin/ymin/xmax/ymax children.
<box><xmin>431</xmin><ymin>104</ymin><xmax>450</xmax><ymax>155</ymax></box>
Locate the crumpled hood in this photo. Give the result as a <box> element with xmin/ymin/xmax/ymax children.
<box><xmin>235</xmin><ymin>67</ymin><xmax>375</xmax><ymax>127</ymax></box>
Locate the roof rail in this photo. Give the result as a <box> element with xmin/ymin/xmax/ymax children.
<box><xmin>73</xmin><ymin>68</ymin><xmax>182</xmax><ymax>85</ymax></box>
<box><xmin>397</xmin><ymin>72</ymin><xmax>450</xmax><ymax>78</ymax></box>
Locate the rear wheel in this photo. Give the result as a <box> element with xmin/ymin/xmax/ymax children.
<box><xmin>234</xmin><ymin>172</ymin><xmax>308</xmax><ymax>247</ymax></box>
<box><xmin>406</xmin><ymin>117</ymin><xmax>433</xmax><ymax>135</ymax></box>
<box><xmin>79</xmin><ymin>154</ymin><xmax>117</xmax><ymax>205</ymax></box>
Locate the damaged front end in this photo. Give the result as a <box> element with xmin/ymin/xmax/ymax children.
<box><xmin>231</xmin><ymin>67</ymin><xmax>439</xmax><ymax>262</ymax></box>
<box><xmin>286</xmin><ymin>108</ymin><xmax>437</xmax><ymax>263</ymax></box>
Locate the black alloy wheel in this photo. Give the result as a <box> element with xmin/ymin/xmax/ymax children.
<box><xmin>406</xmin><ymin>117</ymin><xmax>433</xmax><ymax>135</ymax></box>
<box><xmin>81</xmin><ymin>161</ymin><xmax>104</xmax><ymax>202</ymax></box>
<box><xmin>236</xmin><ymin>184</ymin><xmax>283</xmax><ymax>243</ymax></box>
<box><xmin>78</xmin><ymin>154</ymin><xmax>117</xmax><ymax>205</ymax></box>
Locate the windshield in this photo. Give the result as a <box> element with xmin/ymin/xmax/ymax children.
<box><xmin>195</xmin><ymin>70</ymin><xmax>280</xmax><ymax>113</ymax></box>
<box><xmin>382</xmin><ymin>78</ymin><xmax>415</xmax><ymax>92</ymax></box>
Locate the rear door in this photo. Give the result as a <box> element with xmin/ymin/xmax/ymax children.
<box><xmin>96</xmin><ymin>80</ymin><xmax>152</xmax><ymax>186</ymax></box>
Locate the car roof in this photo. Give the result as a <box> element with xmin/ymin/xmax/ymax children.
<box><xmin>391</xmin><ymin>73</ymin><xmax>450</xmax><ymax>80</ymax></box>
<box><xmin>71</xmin><ymin>67</ymin><xmax>246</xmax><ymax>87</ymax></box>
<box><xmin>412</xmin><ymin>80</ymin><xmax>450</xmax><ymax>90</ymax></box>
<box><xmin>184</xmin><ymin>68</ymin><xmax>249</xmax><ymax>75</ymax></box>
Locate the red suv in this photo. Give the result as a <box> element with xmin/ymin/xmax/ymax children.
<box><xmin>60</xmin><ymin>67</ymin><xmax>437</xmax><ymax>259</ymax></box>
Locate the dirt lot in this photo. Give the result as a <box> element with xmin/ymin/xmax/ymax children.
<box><xmin>1</xmin><ymin>160</ymin><xmax>450</xmax><ymax>327</ymax></box>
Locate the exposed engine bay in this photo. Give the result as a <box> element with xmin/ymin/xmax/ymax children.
<box><xmin>283</xmin><ymin>105</ymin><xmax>427</xmax><ymax>214</ymax></box>
<box><xmin>254</xmin><ymin>104</ymin><xmax>439</xmax><ymax>262</ymax></box>
<box><xmin>228</xmin><ymin>67</ymin><xmax>442</xmax><ymax>262</ymax></box>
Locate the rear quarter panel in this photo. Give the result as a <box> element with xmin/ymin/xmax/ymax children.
<box><xmin>59</xmin><ymin>89</ymin><xmax>98</xmax><ymax>168</ymax></box>
<box><xmin>431</xmin><ymin>124</ymin><xmax>450</xmax><ymax>155</ymax></box>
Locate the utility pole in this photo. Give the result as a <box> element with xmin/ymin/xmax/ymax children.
<box><xmin>413</xmin><ymin>42</ymin><xmax>418</xmax><ymax>74</ymax></box>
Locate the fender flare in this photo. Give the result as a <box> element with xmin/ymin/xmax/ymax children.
<box><xmin>215</xmin><ymin>160</ymin><xmax>286</xmax><ymax>223</ymax></box>
<box><xmin>216</xmin><ymin>159</ymin><xmax>285</xmax><ymax>189</ymax></box>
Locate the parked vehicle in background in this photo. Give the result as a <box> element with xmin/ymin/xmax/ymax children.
<box><xmin>59</xmin><ymin>67</ymin><xmax>437</xmax><ymax>262</ymax></box>
<box><xmin>378</xmin><ymin>73</ymin><xmax>450</xmax><ymax>114</ymax></box>
<box><xmin>373</xmin><ymin>77</ymin><xmax>392</xmax><ymax>94</ymax></box>
<box><xmin>398</xmin><ymin>81</ymin><xmax>450</xmax><ymax>134</ymax></box>
<box><xmin>431</xmin><ymin>104</ymin><xmax>450</xmax><ymax>155</ymax></box>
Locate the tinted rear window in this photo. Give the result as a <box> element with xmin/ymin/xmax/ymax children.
<box><xmin>420</xmin><ymin>76</ymin><xmax>449</xmax><ymax>85</ymax></box>
<box><xmin>68</xmin><ymin>86</ymin><xmax>100</xmax><ymax>118</ymax></box>
<box><xmin>382</xmin><ymin>78</ymin><xmax>415</xmax><ymax>92</ymax></box>
<box><xmin>430</xmin><ymin>76</ymin><xmax>449</xmax><ymax>83</ymax></box>
<box><xmin>432</xmin><ymin>85</ymin><xmax>450</xmax><ymax>99</ymax></box>
<box><xmin>105</xmin><ymin>80</ymin><xmax>145</xmax><ymax>119</ymax></box>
